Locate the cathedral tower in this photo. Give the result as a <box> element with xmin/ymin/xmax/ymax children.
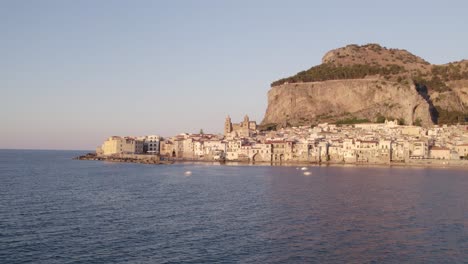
<box><xmin>224</xmin><ymin>116</ymin><xmax>232</xmax><ymax>136</ymax></box>
<box><xmin>243</xmin><ymin>115</ymin><xmax>250</xmax><ymax>129</ymax></box>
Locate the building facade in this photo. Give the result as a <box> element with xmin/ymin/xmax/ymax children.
<box><xmin>100</xmin><ymin>136</ymin><xmax>144</xmax><ymax>156</ymax></box>
<box><xmin>144</xmin><ymin>135</ymin><xmax>161</xmax><ymax>154</ymax></box>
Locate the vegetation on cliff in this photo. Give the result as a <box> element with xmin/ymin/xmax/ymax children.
<box><xmin>271</xmin><ymin>63</ymin><xmax>404</xmax><ymax>87</ymax></box>
<box><xmin>272</xmin><ymin>62</ymin><xmax>468</xmax><ymax>90</ymax></box>
<box><xmin>334</xmin><ymin>117</ymin><xmax>371</xmax><ymax>125</ymax></box>
<box><xmin>411</xmin><ymin>63</ymin><xmax>468</xmax><ymax>92</ymax></box>
<box><xmin>436</xmin><ymin>107</ymin><xmax>468</xmax><ymax>124</ymax></box>
<box><xmin>271</xmin><ymin>44</ymin><xmax>468</xmax><ymax>91</ymax></box>
<box><xmin>431</xmin><ymin>63</ymin><xmax>468</xmax><ymax>81</ymax></box>
<box><xmin>412</xmin><ymin>75</ymin><xmax>450</xmax><ymax>92</ymax></box>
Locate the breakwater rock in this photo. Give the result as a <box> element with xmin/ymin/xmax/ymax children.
<box><xmin>75</xmin><ymin>153</ymin><xmax>173</xmax><ymax>165</ymax></box>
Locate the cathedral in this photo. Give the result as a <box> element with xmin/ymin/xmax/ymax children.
<box><xmin>224</xmin><ymin>115</ymin><xmax>257</xmax><ymax>137</ymax></box>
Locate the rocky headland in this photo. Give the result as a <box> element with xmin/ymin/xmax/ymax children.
<box><xmin>262</xmin><ymin>44</ymin><xmax>468</xmax><ymax>128</ymax></box>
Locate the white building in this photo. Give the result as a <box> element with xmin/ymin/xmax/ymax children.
<box><xmin>145</xmin><ymin>135</ymin><xmax>161</xmax><ymax>155</ymax></box>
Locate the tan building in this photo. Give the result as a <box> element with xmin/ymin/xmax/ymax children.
<box><xmin>239</xmin><ymin>142</ymin><xmax>272</xmax><ymax>163</ymax></box>
<box><xmin>100</xmin><ymin>136</ymin><xmax>144</xmax><ymax>156</ymax></box>
<box><xmin>267</xmin><ymin>140</ymin><xmax>294</xmax><ymax>163</ymax></box>
<box><xmin>292</xmin><ymin>142</ymin><xmax>313</xmax><ymax>161</ymax></box>
<box><xmin>408</xmin><ymin>140</ymin><xmax>429</xmax><ymax>159</ymax></box>
<box><xmin>203</xmin><ymin>140</ymin><xmax>227</xmax><ymax>159</ymax></box>
<box><xmin>160</xmin><ymin>140</ymin><xmax>176</xmax><ymax>158</ymax></box>
<box><xmin>401</xmin><ymin>126</ymin><xmax>423</xmax><ymax>136</ymax></box>
<box><xmin>174</xmin><ymin>137</ymin><xmax>185</xmax><ymax>158</ymax></box>
<box><xmin>328</xmin><ymin>140</ymin><xmax>344</xmax><ymax>162</ymax></box>
<box><xmin>429</xmin><ymin>146</ymin><xmax>451</xmax><ymax>160</ymax></box>
<box><xmin>391</xmin><ymin>140</ymin><xmax>408</xmax><ymax>162</ymax></box>
<box><xmin>226</xmin><ymin>139</ymin><xmax>242</xmax><ymax>161</ymax></box>
<box><xmin>454</xmin><ymin>144</ymin><xmax>468</xmax><ymax>159</ymax></box>
<box><xmin>182</xmin><ymin>137</ymin><xmax>195</xmax><ymax>159</ymax></box>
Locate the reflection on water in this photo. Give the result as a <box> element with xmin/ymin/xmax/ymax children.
<box><xmin>0</xmin><ymin>150</ymin><xmax>467</xmax><ymax>263</ymax></box>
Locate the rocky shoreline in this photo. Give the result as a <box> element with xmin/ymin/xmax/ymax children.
<box><xmin>74</xmin><ymin>153</ymin><xmax>173</xmax><ymax>165</ymax></box>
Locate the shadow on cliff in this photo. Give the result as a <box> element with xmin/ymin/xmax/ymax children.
<box><xmin>415</xmin><ymin>83</ymin><xmax>439</xmax><ymax>123</ymax></box>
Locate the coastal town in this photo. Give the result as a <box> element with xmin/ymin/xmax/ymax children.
<box><xmin>88</xmin><ymin>115</ymin><xmax>468</xmax><ymax>167</ymax></box>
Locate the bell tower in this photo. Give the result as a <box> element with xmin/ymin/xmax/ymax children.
<box><xmin>224</xmin><ymin>115</ymin><xmax>232</xmax><ymax>136</ymax></box>
<box><xmin>243</xmin><ymin>115</ymin><xmax>250</xmax><ymax>129</ymax></box>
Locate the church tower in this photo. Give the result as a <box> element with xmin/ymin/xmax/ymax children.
<box><xmin>243</xmin><ymin>115</ymin><xmax>250</xmax><ymax>129</ymax></box>
<box><xmin>224</xmin><ymin>115</ymin><xmax>232</xmax><ymax>136</ymax></box>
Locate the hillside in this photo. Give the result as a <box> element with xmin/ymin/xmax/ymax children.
<box><xmin>262</xmin><ymin>44</ymin><xmax>468</xmax><ymax>127</ymax></box>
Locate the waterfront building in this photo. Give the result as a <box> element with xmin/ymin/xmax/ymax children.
<box><xmin>100</xmin><ymin>136</ymin><xmax>144</xmax><ymax>155</ymax></box>
<box><xmin>238</xmin><ymin>142</ymin><xmax>271</xmax><ymax>163</ymax></box>
<box><xmin>193</xmin><ymin>140</ymin><xmax>205</xmax><ymax>158</ymax></box>
<box><xmin>429</xmin><ymin>146</ymin><xmax>451</xmax><ymax>160</ymax></box>
<box><xmin>391</xmin><ymin>140</ymin><xmax>407</xmax><ymax>162</ymax></box>
<box><xmin>160</xmin><ymin>140</ymin><xmax>176</xmax><ymax>158</ymax></box>
<box><xmin>267</xmin><ymin>140</ymin><xmax>294</xmax><ymax>163</ymax></box>
<box><xmin>291</xmin><ymin>141</ymin><xmax>312</xmax><ymax>162</ymax></box>
<box><xmin>203</xmin><ymin>140</ymin><xmax>227</xmax><ymax>158</ymax></box>
<box><xmin>182</xmin><ymin>137</ymin><xmax>195</xmax><ymax>159</ymax></box>
<box><xmin>226</xmin><ymin>139</ymin><xmax>244</xmax><ymax>161</ymax></box>
<box><xmin>144</xmin><ymin>135</ymin><xmax>161</xmax><ymax>155</ymax></box>
<box><xmin>174</xmin><ymin>136</ymin><xmax>185</xmax><ymax>158</ymax></box>
<box><xmin>408</xmin><ymin>140</ymin><xmax>429</xmax><ymax>159</ymax></box>
<box><xmin>454</xmin><ymin>144</ymin><xmax>468</xmax><ymax>159</ymax></box>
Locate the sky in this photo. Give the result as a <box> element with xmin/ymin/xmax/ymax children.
<box><xmin>1</xmin><ymin>0</ymin><xmax>468</xmax><ymax>150</ymax></box>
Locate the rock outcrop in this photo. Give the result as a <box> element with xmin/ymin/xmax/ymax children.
<box><xmin>262</xmin><ymin>44</ymin><xmax>468</xmax><ymax>127</ymax></box>
<box><xmin>263</xmin><ymin>79</ymin><xmax>433</xmax><ymax>127</ymax></box>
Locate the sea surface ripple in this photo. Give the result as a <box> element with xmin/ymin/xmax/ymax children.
<box><xmin>1</xmin><ymin>150</ymin><xmax>467</xmax><ymax>263</ymax></box>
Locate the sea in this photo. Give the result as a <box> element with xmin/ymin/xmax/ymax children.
<box><xmin>1</xmin><ymin>150</ymin><xmax>467</xmax><ymax>263</ymax></box>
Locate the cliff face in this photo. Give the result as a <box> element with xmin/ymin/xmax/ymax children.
<box><xmin>262</xmin><ymin>79</ymin><xmax>433</xmax><ymax>127</ymax></box>
<box><xmin>262</xmin><ymin>44</ymin><xmax>468</xmax><ymax>127</ymax></box>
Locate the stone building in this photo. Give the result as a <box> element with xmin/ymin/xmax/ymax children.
<box><xmin>391</xmin><ymin>140</ymin><xmax>408</xmax><ymax>162</ymax></box>
<box><xmin>454</xmin><ymin>144</ymin><xmax>468</xmax><ymax>159</ymax></box>
<box><xmin>100</xmin><ymin>136</ymin><xmax>144</xmax><ymax>156</ymax></box>
<box><xmin>408</xmin><ymin>140</ymin><xmax>429</xmax><ymax>159</ymax></box>
<box><xmin>239</xmin><ymin>142</ymin><xmax>272</xmax><ymax>163</ymax></box>
<box><xmin>429</xmin><ymin>146</ymin><xmax>451</xmax><ymax>160</ymax></box>
<box><xmin>226</xmin><ymin>139</ymin><xmax>243</xmax><ymax>161</ymax></box>
<box><xmin>267</xmin><ymin>140</ymin><xmax>294</xmax><ymax>163</ymax></box>
<box><xmin>159</xmin><ymin>140</ymin><xmax>175</xmax><ymax>158</ymax></box>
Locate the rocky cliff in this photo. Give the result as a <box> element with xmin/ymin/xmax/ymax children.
<box><xmin>262</xmin><ymin>44</ymin><xmax>468</xmax><ymax>127</ymax></box>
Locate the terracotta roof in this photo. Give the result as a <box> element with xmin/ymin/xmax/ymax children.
<box><xmin>265</xmin><ymin>140</ymin><xmax>285</xmax><ymax>144</ymax></box>
<box><xmin>430</xmin><ymin>146</ymin><xmax>450</xmax><ymax>151</ymax></box>
<box><xmin>358</xmin><ymin>140</ymin><xmax>379</xmax><ymax>144</ymax></box>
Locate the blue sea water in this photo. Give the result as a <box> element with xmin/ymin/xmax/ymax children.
<box><xmin>0</xmin><ymin>150</ymin><xmax>467</xmax><ymax>263</ymax></box>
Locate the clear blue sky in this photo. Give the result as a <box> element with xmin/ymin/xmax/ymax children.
<box><xmin>1</xmin><ymin>0</ymin><xmax>467</xmax><ymax>150</ymax></box>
